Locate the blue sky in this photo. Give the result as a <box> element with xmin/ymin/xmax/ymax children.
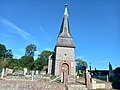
<box><xmin>0</xmin><ymin>0</ymin><xmax>120</xmax><ymax>70</ymax></box>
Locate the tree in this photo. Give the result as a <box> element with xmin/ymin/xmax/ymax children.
<box><xmin>76</xmin><ymin>58</ymin><xmax>88</xmax><ymax>76</ymax></box>
<box><xmin>12</xmin><ymin>59</ymin><xmax>23</xmax><ymax>71</ymax></box>
<box><xmin>0</xmin><ymin>44</ymin><xmax>13</xmax><ymax>69</ymax></box>
<box><xmin>35</xmin><ymin>50</ymin><xmax>53</xmax><ymax>70</ymax></box>
<box><xmin>5</xmin><ymin>49</ymin><xmax>13</xmax><ymax>58</ymax></box>
<box><xmin>34</xmin><ymin>58</ymin><xmax>44</xmax><ymax>71</ymax></box>
<box><xmin>20</xmin><ymin>56</ymin><xmax>34</xmax><ymax>70</ymax></box>
<box><xmin>38</xmin><ymin>50</ymin><xmax>53</xmax><ymax>66</ymax></box>
<box><xmin>25</xmin><ymin>44</ymin><xmax>37</xmax><ymax>57</ymax></box>
<box><xmin>0</xmin><ymin>58</ymin><xmax>5</xmax><ymax>69</ymax></box>
<box><xmin>114</xmin><ymin>67</ymin><xmax>120</xmax><ymax>74</ymax></box>
<box><xmin>76</xmin><ymin>58</ymin><xmax>88</xmax><ymax>68</ymax></box>
<box><xmin>0</xmin><ymin>44</ymin><xmax>7</xmax><ymax>58</ymax></box>
<box><xmin>5</xmin><ymin>58</ymin><xmax>15</xmax><ymax>69</ymax></box>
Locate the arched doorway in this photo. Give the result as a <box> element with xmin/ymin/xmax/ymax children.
<box><xmin>62</xmin><ymin>63</ymin><xmax>69</xmax><ymax>75</ymax></box>
<box><xmin>61</xmin><ymin>63</ymin><xmax>69</xmax><ymax>84</ymax></box>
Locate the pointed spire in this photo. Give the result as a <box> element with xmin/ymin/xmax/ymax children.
<box><xmin>58</xmin><ymin>4</ymin><xmax>71</xmax><ymax>37</ymax></box>
<box><xmin>56</xmin><ymin>4</ymin><xmax>75</xmax><ymax>48</ymax></box>
<box><xmin>64</xmin><ymin>4</ymin><xmax>68</xmax><ymax>16</ymax></box>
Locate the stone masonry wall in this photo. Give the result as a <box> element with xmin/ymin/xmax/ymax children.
<box><xmin>55</xmin><ymin>47</ymin><xmax>76</xmax><ymax>76</ymax></box>
<box><xmin>0</xmin><ymin>80</ymin><xmax>65</xmax><ymax>90</ymax></box>
<box><xmin>56</xmin><ymin>47</ymin><xmax>75</xmax><ymax>61</ymax></box>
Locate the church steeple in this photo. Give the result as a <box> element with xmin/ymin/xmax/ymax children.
<box><xmin>56</xmin><ymin>4</ymin><xmax>75</xmax><ymax>48</ymax></box>
<box><xmin>48</xmin><ymin>4</ymin><xmax>76</xmax><ymax>76</ymax></box>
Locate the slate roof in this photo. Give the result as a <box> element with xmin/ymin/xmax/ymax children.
<box><xmin>56</xmin><ymin>4</ymin><xmax>75</xmax><ymax>48</ymax></box>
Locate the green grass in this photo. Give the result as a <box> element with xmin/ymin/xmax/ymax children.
<box><xmin>95</xmin><ymin>77</ymin><xmax>107</xmax><ymax>82</ymax></box>
<box><xmin>109</xmin><ymin>78</ymin><xmax>120</xmax><ymax>83</ymax></box>
<box><xmin>93</xmin><ymin>76</ymin><xmax>120</xmax><ymax>83</ymax></box>
<box><xmin>50</xmin><ymin>75</ymin><xmax>61</xmax><ymax>83</ymax></box>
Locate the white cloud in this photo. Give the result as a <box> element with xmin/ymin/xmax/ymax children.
<box><xmin>44</xmin><ymin>48</ymin><xmax>53</xmax><ymax>51</ymax></box>
<box><xmin>14</xmin><ymin>54</ymin><xmax>21</xmax><ymax>59</ymax></box>
<box><xmin>35</xmin><ymin>51</ymin><xmax>41</xmax><ymax>55</ymax></box>
<box><xmin>18</xmin><ymin>48</ymin><xmax>25</xmax><ymax>53</ymax></box>
<box><xmin>101</xmin><ymin>60</ymin><xmax>108</xmax><ymax>63</ymax></box>
<box><xmin>101</xmin><ymin>58</ymin><xmax>111</xmax><ymax>63</ymax></box>
<box><xmin>0</xmin><ymin>33</ymin><xmax>13</xmax><ymax>38</ymax></box>
<box><xmin>13</xmin><ymin>50</ymin><xmax>41</xmax><ymax>59</ymax></box>
<box><xmin>13</xmin><ymin>48</ymin><xmax>25</xmax><ymax>54</ymax></box>
<box><xmin>34</xmin><ymin>51</ymin><xmax>41</xmax><ymax>60</ymax></box>
<box><xmin>0</xmin><ymin>17</ymin><xmax>34</xmax><ymax>42</ymax></box>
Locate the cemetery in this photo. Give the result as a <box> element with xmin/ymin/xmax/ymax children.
<box><xmin>0</xmin><ymin>1</ymin><xmax>120</xmax><ymax>90</ymax></box>
<box><xmin>1</xmin><ymin>65</ymin><xmax>120</xmax><ymax>90</ymax></box>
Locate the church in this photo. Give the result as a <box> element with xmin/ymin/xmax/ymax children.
<box><xmin>48</xmin><ymin>4</ymin><xmax>76</xmax><ymax>77</ymax></box>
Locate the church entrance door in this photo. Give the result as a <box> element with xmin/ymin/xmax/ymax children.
<box><xmin>62</xmin><ymin>63</ymin><xmax>69</xmax><ymax>84</ymax></box>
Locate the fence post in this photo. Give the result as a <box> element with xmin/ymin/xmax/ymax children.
<box><xmin>107</xmin><ymin>75</ymin><xmax>109</xmax><ymax>82</ymax></box>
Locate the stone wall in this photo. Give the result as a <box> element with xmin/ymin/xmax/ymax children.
<box><xmin>0</xmin><ymin>80</ymin><xmax>65</xmax><ymax>90</ymax></box>
<box><xmin>56</xmin><ymin>47</ymin><xmax>75</xmax><ymax>61</ymax></box>
<box><xmin>90</xmin><ymin>78</ymin><xmax>112</xmax><ymax>89</ymax></box>
<box><xmin>55</xmin><ymin>47</ymin><xmax>76</xmax><ymax>76</ymax></box>
<box><xmin>96</xmin><ymin>82</ymin><xmax>112</xmax><ymax>89</ymax></box>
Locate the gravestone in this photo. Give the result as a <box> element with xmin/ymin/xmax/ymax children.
<box><xmin>6</xmin><ymin>68</ymin><xmax>13</xmax><ymax>76</ymax></box>
<box><xmin>13</xmin><ymin>70</ymin><xmax>24</xmax><ymax>76</ymax></box>
<box><xmin>36</xmin><ymin>70</ymin><xmax>38</xmax><ymax>75</ymax></box>
<box><xmin>24</xmin><ymin>68</ymin><xmax>27</xmax><ymax>76</ymax></box>
<box><xmin>32</xmin><ymin>70</ymin><xmax>34</xmax><ymax>81</ymax></box>
<box><xmin>1</xmin><ymin>68</ymin><xmax>5</xmax><ymax>78</ymax></box>
<box><xmin>61</xmin><ymin>72</ymin><xmax>63</xmax><ymax>82</ymax></box>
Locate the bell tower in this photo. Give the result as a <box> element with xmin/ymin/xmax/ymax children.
<box><xmin>48</xmin><ymin>4</ymin><xmax>76</xmax><ymax>76</ymax></box>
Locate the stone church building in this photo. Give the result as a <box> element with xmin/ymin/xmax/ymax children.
<box><xmin>48</xmin><ymin>4</ymin><xmax>76</xmax><ymax>76</ymax></box>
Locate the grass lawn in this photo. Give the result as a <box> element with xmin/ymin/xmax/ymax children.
<box><xmin>93</xmin><ymin>76</ymin><xmax>120</xmax><ymax>83</ymax></box>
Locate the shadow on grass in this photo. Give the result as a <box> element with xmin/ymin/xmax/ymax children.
<box><xmin>110</xmin><ymin>78</ymin><xmax>120</xmax><ymax>89</ymax></box>
<box><xmin>94</xmin><ymin>76</ymin><xmax>120</xmax><ymax>89</ymax></box>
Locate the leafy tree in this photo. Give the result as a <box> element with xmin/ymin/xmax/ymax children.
<box><xmin>0</xmin><ymin>58</ymin><xmax>5</xmax><ymax>69</ymax></box>
<box><xmin>5</xmin><ymin>49</ymin><xmax>13</xmax><ymax>58</ymax></box>
<box><xmin>20</xmin><ymin>56</ymin><xmax>34</xmax><ymax>70</ymax></box>
<box><xmin>0</xmin><ymin>58</ymin><xmax>9</xmax><ymax>69</ymax></box>
<box><xmin>34</xmin><ymin>58</ymin><xmax>44</xmax><ymax>71</ymax></box>
<box><xmin>0</xmin><ymin>44</ymin><xmax>13</xmax><ymax>69</ymax></box>
<box><xmin>0</xmin><ymin>44</ymin><xmax>13</xmax><ymax>58</ymax></box>
<box><xmin>76</xmin><ymin>58</ymin><xmax>88</xmax><ymax>75</ymax></box>
<box><xmin>38</xmin><ymin>50</ymin><xmax>53</xmax><ymax>66</ymax></box>
<box><xmin>35</xmin><ymin>50</ymin><xmax>53</xmax><ymax>70</ymax></box>
<box><xmin>76</xmin><ymin>58</ymin><xmax>88</xmax><ymax>68</ymax></box>
<box><xmin>12</xmin><ymin>59</ymin><xmax>23</xmax><ymax>71</ymax></box>
<box><xmin>0</xmin><ymin>44</ymin><xmax>7</xmax><ymax>58</ymax></box>
<box><xmin>114</xmin><ymin>67</ymin><xmax>120</xmax><ymax>74</ymax></box>
<box><xmin>5</xmin><ymin>58</ymin><xmax>15</xmax><ymax>69</ymax></box>
<box><xmin>25</xmin><ymin>44</ymin><xmax>37</xmax><ymax>57</ymax></box>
